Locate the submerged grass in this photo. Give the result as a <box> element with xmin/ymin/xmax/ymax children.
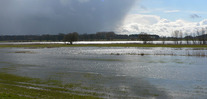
<box><xmin>0</xmin><ymin>44</ymin><xmax>207</xmax><ymax>48</ymax></box>
<box><xmin>0</xmin><ymin>72</ymin><xmax>100</xmax><ymax>99</ymax></box>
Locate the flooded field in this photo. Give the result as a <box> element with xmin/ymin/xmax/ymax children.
<box><xmin>0</xmin><ymin>47</ymin><xmax>207</xmax><ymax>99</ymax></box>
<box><xmin>0</xmin><ymin>41</ymin><xmax>202</xmax><ymax>45</ymax></box>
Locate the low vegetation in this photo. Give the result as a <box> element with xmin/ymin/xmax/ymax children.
<box><xmin>0</xmin><ymin>72</ymin><xmax>100</xmax><ymax>99</ymax></box>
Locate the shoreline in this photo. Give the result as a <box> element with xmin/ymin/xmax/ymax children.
<box><xmin>0</xmin><ymin>43</ymin><xmax>207</xmax><ymax>48</ymax></box>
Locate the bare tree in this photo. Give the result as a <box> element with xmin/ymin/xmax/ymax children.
<box><xmin>179</xmin><ymin>30</ymin><xmax>183</xmax><ymax>45</ymax></box>
<box><xmin>63</xmin><ymin>32</ymin><xmax>79</xmax><ymax>45</ymax></box>
<box><xmin>184</xmin><ymin>33</ymin><xmax>190</xmax><ymax>45</ymax></box>
<box><xmin>138</xmin><ymin>32</ymin><xmax>152</xmax><ymax>44</ymax></box>
<box><xmin>161</xmin><ymin>36</ymin><xmax>166</xmax><ymax>45</ymax></box>
<box><xmin>201</xmin><ymin>28</ymin><xmax>206</xmax><ymax>44</ymax></box>
<box><xmin>192</xmin><ymin>33</ymin><xmax>197</xmax><ymax>44</ymax></box>
<box><xmin>172</xmin><ymin>30</ymin><xmax>179</xmax><ymax>44</ymax></box>
<box><xmin>196</xmin><ymin>29</ymin><xmax>203</xmax><ymax>44</ymax></box>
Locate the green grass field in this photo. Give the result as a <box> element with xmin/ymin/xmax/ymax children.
<box><xmin>0</xmin><ymin>72</ymin><xmax>100</xmax><ymax>99</ymax></box>
<box><xmin>0</xmin><ymin>44</ymin><xmax>207</xmax><ymax>48</ymax></box>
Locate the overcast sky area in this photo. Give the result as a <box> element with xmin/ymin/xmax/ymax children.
<box><xmin>0</xmin><ymin>0</ymin><xmax>136</xmax><ymax>35</ymax></box>
<box><xmin>1</xmin><ymin>0</ymin><xmax>207</xmax><ymax>36</ymax></box>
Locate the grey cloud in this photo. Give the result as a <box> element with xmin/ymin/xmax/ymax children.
<box><xmin>190</xmin><ymin>14</ymin><xmax>201</xmax><ymax>19</ymax></box>
<box><xmin>140</xmin><ymin>5</ymin><xmax>148</xmax><ymax>10</ymax></box>
<box><xmin>0</xmin><ymin>0</ymin><xmax>136</xmax><ymax>35</ymax></box>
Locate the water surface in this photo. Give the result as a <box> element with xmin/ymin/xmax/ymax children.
<box><xmin>0</xmin><ymin>47</ymin><xmax>207</xmax><ymax>99</ymax></box>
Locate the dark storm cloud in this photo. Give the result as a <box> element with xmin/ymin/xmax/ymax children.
<box><xmin>0</xmin><ymin>0</ymin><xmax>136</xmax><ymax>35</ymax></box>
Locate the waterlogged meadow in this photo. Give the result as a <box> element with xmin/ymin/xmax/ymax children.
<box><xmin>0</xmin><ymin>47</ymin><xmax>207</xmax><ymax>99</ymax></box>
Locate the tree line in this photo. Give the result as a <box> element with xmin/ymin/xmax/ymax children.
<box><xmin>0</xmin><ymin>30</ymin><xmax>207</xmax><ymax>45</ymax></box>
<box><xmin>0</xmin><ymin>32</ymin><xmax>159</xmax><ymax>42</ymax></box>
<box><xmin>168</xmin><ymin>28</ymin><xmax>207</xmax><ymax>45</ymax></box>
<box><xmin>138</xmin><ymin>28</ymin><xmax>207</xmax><ymax>45</ymax></box>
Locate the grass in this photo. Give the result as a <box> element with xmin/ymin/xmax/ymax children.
<box><xmin>0</xmin><ymin>44</ymin><xmax>207</xmax><ymax>48</ymax></box>
<box><xmin>0</xmin><ymin>72</ymin><xmax>100</xmax><ymax>99</ymax></box>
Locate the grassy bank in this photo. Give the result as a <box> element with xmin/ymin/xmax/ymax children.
<box><xmin>0</xmin><ymin>72</ymin><xmax>100</xmax><ymax>99</ymax></box>
<box><xmin>0</xmin><ymin>44</ymin><xmax>207</xmax><ymax>48</ymax></box>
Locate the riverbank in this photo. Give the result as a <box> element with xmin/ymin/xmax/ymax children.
<box><xmin>0</xmin><ymin>44</ymin><xmax>207</xmax><ymax>48</ymax></box>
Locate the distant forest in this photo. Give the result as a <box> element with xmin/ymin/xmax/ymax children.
<box><xmin>0</xmin><ymin>32</ymin><xmax>159</xmax><ymax>41</ymax></box>
<box><xmin>0</xmin><ymin>31</ymin><xmax>207</xmax><ymax>44</ymax></box>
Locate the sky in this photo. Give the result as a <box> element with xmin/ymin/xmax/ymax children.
<box><xmin>0</xmin><ymin>0</ymin><xmax>207</xmax><ymax>36</ymax></box>
<box><xmin>0</xmin><ymin>0</ymin><xmax>136</xmax><ymax>35</ymax></box>
<box><xmin>132</xmin><ymin>0</ymin><xmax>207</xmax><ymax>21</ymax></box>
<box><xmin>119</xmin><ymin>0</ymin><xmax>207</xmax><ymax>36</ymax></box>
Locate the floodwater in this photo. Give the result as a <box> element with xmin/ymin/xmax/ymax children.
<box><xmin>0</xmin><ymin>47</ymin><xmax>207</xmax><ymax>99</ymax></box>
<box><xmin>0</xmin><ymin>41</ymin><xmax>201</xmax><ymax>45</ymax></box>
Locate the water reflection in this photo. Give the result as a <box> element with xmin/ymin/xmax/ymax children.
<box><xmin>0</xmin><ymin>41</ymin><xmax>204</xmax><ymax>45</ymax></box>
<box><xmin>0</xmin><ymin>47</ymin><xmax>207</xmax><ymax>98</ymax></box>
